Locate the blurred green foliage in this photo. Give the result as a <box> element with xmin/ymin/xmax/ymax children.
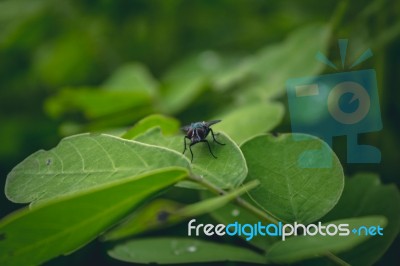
<box><xmin>1</xmin><ymin>0</ymin><xmax>400</xmax><ymax>265</ymax></box>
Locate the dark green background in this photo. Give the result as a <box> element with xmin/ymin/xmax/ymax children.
<box><xmin>1</xmin><ymin>0</ymin><xmax>399</xmax><ymax>265</ymax></box>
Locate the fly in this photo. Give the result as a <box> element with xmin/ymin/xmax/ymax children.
<box><xmin>181</xmin><ymin>120</ymin><xmax>225</xmax><ymax>162</ymax></box>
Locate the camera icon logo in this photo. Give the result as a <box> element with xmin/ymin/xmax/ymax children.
<box><xmin>286</xmin><ymin>40</ymin><xmax>382</xmax><ymax>168</ymax></box>
<box><xmin>328</xmin><ymin>81</ymin><xmax>370</xmax><ymax>125</ymax></box>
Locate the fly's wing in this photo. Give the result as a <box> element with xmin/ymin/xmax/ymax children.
<box><xmin>205</xmin><ymin>120</ymin><xmax>222</xmax><ymax>127</ymax></box>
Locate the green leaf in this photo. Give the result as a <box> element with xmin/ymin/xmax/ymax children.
<box><xmin>121</xmin><ymin>114</ymin><xmax>180</xmax><ymax>139</ymax></box>
<box><xmin>135</xmin><ymin>128</ymin><xmax>248</xmax><ymax>189</ymax></box>
<box><xmin>240</xmin><ymin>134</ymin><xmax>344</xmax><ymax>224</ymax></box>
<box><xmin>102</xmin><ymin>62</ymin><xmax>158</xmax><ymax>96</ymax></box>
<box><xmin>320</xmin><ymin>173</ymin><xmax>400</xmax><ymax>265</ymax></box>
<box><xmin>210</xmin><ymin>56</ymin><xmax>254</xmax><ymax>92</ymax></box>
<box><xmin>108</xmin><ymin>238</ymin><xmax>266</xmax><ymax>264</ymax></box>
<box><xmin>266</xmin><ymin>216</ymin><xmax>387</xmax><ymax>264</ymax></box>
<box><xmin>159</xmin><ymin>54</ymin><xmax>215</xmax><ymax>114</ymax></box>
<box><xmin>44</xmin><ymin>87</ymin><xmax>153</xmax><ymax>119</ymax></box>
<box><xmin>202</xmin><ymin>191</ymin><xmax>278</xmax><ymax>250</ymax></box>
<box><xmin>103</xmin><ymin>180</ymin><xmax>260</xmax><ymax>241</ymax></box>
<box><xmin>241</xmin><ymin>24</ymin><xmax>331</xmax><ymax>100</ymax></box>
<box><xmin>212</xmin><ymin>102</ymin><xmax>284</xmax><ymax>144</ymax></box>
<box><xmin>44</xmin><ymin>63</ymin><xmax>159</xmax><ymax>120</ymax></box>
<box><xmin>177</xmin><ymin>179</ymin><xmax>259</xmax><ymax>217</ymax></box>
<box><xmin>0</xmin><ymin>168</ymin><xmax>188</xmax><ymax>266</ymax></box>
<box><xmin>102</xmin><ymin>198</ymin><xmax>183</xmax><ymax>241</ymax></box>
<box><xmin>5</xmin><ymin>133</ymin><xmax>190</xmax><ymax>203</ymax></box>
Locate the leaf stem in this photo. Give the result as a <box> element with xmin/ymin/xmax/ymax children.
<box><xmin>325</xmin><ymin>252</ymin><xmax>351</xmax><ymax>266</ymax></box>
<box><xmin>188</xmin><ymin>173</ymin><xmax>350</xmax><ymax>266</ymax></box>
<box><xmin>188</xmin><ymin>174</ymin><xmax>279</xmax><ymax>225</ymax></box>
<box><xmin>329</xmin><ymin>0</ymin><xmax>348</xmax><ymax>32</ymax></box>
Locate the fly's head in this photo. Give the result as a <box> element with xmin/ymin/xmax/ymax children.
<box><xmin>185</xmin><ymin>122</ymin><xmax>207</xmax><ymax>144</ymax></box>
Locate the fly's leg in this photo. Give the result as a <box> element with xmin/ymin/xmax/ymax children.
<box><xmin>183</xmin><ymin>136</ymin><xmax>190</xmax><ymax>154</ymax></box>
<box><xmin>200</xmin><ymin>140</ymin><xmax>217</xmax><ymax>159</ymax></box>
<box><xmin>188</xmin><ymin>143</ymin><xmax>195</xmax><ymax>162</ymax></box>
<box><xmin>210</xmin><ymin>128</ymin><xmax>225</xmax><ymax>146</ymax></box>
<box><xmin>184</xmin><ymin>136</ymin><xmax>195</xmax><ymax>162</ymax></box>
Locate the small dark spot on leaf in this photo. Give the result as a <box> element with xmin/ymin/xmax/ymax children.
<box><xmin>0</xmin><ymin>233</ymin><xmax>6</xmax><ymax>240</ymax></box>
<box><xmin>272</xmin><ymin>132</ymin><xmax>280</xmax><ymax>137</ymax></box>
<box><xmin>157</xmin><ymin>210</ymin><xmax>170</xmax><ymax>223</ymax></box>
<box><xmin>46</xmin><ymin>159</ymin><xmax>52</xmax><ymax>166</ymax></box>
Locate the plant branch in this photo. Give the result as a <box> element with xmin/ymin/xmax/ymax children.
<box><xmin>325</xmin><ymin>252</ymin><xmax>351</xmax><ymax>266</ymax></box>
<box><xmin>188</xmin><ymin>173</ymin><xmax>279</xmax><ymax>224</ymax></box>
<box><xmin>188</xmin><ymin>173</ymin><xmax>350</xmax><ymax>266</ymax></box>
